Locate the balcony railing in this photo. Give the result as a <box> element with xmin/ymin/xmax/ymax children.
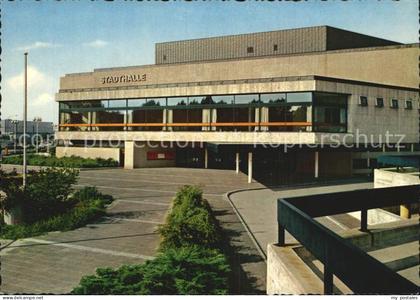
<box><xmin>277</xmin><ymin>185</ymin><xmax>419</xmax><ymax>294</ymax></box>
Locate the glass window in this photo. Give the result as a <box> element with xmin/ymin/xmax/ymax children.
<box><xmin>215</xmin><ymin>106</ymin><xmax>235</xmax><ymax>131</ymax></box>
<box><xmin>405</xmin><ymin>100</ymin><xmax>413</xmax><ymax>110</ymax></box>
<box><xmin>212</xmin><ymin>95</ymin><xmax>234</xmax><ymax>105</ymax></box>
<box><xmin>92</xmin><ymin>110</ymin><xmax>125</xmax><ymax>131</ymax></box>
<box><xmin>108</xmin><ymin>99</ymin><xmax>127</xmax><ymax>108</ymax></box>
<box><xmin>260</xmin><ymin>93</ymin><xmax>286</xmax><ymax>104</ymax></box>
<box><xmin>359</xmin><ymin>96</ymin><xmax>368</xmax><ymax>107</ymax></box>
<box><xmin>168</xmin><ymin>97</ymin><xmax>188</xmax><ymax>106</ymax></box>
<box><xmin>247</xmin><ymin>47</ymin><xmax>254</xmax><ymax>54</ymax></box>
<box><xmin>286</xmin><ymin>92</ymin><xmax>312</xmax><ymax>103</ymax></box>
<box><xmin>194</xmin><ymin>96</ymin><xmax>214</xmax><ymax>105</ymax></box>
<box><xmin>235</xmin><ymin>94</ymin><xmax>259</xmax><ymax>105</ymax></box>
<box><xmin>59</xmin><ymin>102</ymin><xmax>70</xmax><ymax>109</ymax></box>
<box><xmin>128</xmin><ymin>108</ymin><xmax>164</xmax><ymax>131</ymax></box>
<box><xmin>390</xmin><ymin>99</ymin><xmax>399</xmax><ymax>109</ymax></box>
<box><xmin>376</xmin><ymin>98</ymin><xmax>384</xmax><ymax>108</ymax></box>
<box><xmin>313</xmin><ymin>93</ymin><xmax>347</xmax><ymax>133</ymax></box>
<box><xmin>127</xmin><ymin>98</ymin><xmax>146</xmax><ymax>107</ymax></box>
<box><xmin>145</xmin><ymin>98</ymin><xmax>166</xmax><ymax>107</ymax></box>
<box><xmin>59</xmin><ymin>111</ymin><xmax>89</xmax><ymax>131</ymax></box>
<box><xmin>233</xmin><ymin>107</ymin><xmax>256</xmax><ymax>131</ymax></box>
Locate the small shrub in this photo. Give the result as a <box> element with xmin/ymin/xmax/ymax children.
<box><xmin>158</xmin><ymin>185</ymin><xmax>221</xmax><ymax>250</ymax></box>
<box><xmin>72</xmin><ymin>246</ymin><xmax>230</xmax><ymax>295</ymax></box>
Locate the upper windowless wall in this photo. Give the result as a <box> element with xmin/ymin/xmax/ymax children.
<box><xmin>155</xmin><ymin>26</ymin><xmax>400</xmax><ymax>64</ymax></box>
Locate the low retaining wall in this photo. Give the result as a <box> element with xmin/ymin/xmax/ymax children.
<box><xmin>56</xmin><ymin>146</ymin><xmax>121</xmax><ymax>163</ymax></box>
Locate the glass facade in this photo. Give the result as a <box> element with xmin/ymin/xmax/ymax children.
<box><xmin>58</xmin><ymin>92</ymin><xmax>348</xmax><ymax>133</ymax></box>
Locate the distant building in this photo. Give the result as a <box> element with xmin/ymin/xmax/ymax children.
<box><xmin>0</xmin><ymin>119</ymin><xmax>54</xmax><ymax>139</ymax></box>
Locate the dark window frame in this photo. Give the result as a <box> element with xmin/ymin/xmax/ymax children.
<box><xmin>247</xmin><ymin>46</ymin><xmax>254</xmax><ymax>54</ymax></box>
<box><xmin>375</xmin><ymin>98</ymin><xmax>384</xmax><ymax>108</ymax></box>
<box><xmin>359</xmin><ymin>96</ymin><xmax>368</xmax><ymax>107</ymax></box>
<box><xmin>405</xmin><ymin>100</ymin><xmax>413</xmax><ymax>110</ymax></box>
<box><xmin>390</xmin><ymin>99</ymin><xmax>399</xmax><ymax>109</ymax></box>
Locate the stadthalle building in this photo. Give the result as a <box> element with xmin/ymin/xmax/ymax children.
<box><xmin>55</xmin><ymin>26</ymin><xmax>419</xmax><ymax>185</ymax></box>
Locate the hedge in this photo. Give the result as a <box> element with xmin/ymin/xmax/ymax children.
<box><xmin>1</xmin><ymin>154</ymin><xmax>118</xmax><ymax>168</ymax></box>
<box><xmin>72</xmin><ymin>185</ymin><xmax>230</xmax><ymax>295</ymax></box>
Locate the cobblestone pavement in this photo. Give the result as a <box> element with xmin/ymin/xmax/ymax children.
<box><xmin>0</xmin><ymin>167</ymin><xmax>266</xmax><ymax>294</ymax></box>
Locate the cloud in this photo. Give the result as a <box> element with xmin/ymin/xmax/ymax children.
<box><xmin>7</xmin><ymin>65</ymin><xmax>49</xmax><ymax>90</ymax></box>
<box><xmin>83</xmin><ymin>39</ymin><xmax>108</xmax><ymax>48</ymax></box>
<box><xmin>16</xmin><ymin>41</ymin><xmax>61</xmax><ymax>51</ymax></box>
<box><xmin>33</xmin><ymin>93</ymin><xmax>54</xmax><ymax>107</ymax></box>
<box><xmin>4</xmin><ymin>66</ymin><xmax>58</xmax><ymax>122</ymax></box>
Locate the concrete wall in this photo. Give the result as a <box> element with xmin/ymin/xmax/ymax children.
<box><xmin>57</xmin><ymin>44</ymin><xmax>418</xmax><ymax>92</ymax></box>
<box><xmin>56</xmin><ymin>146</ymin><xmax>121</xmax><ymax>163</ymax></box>
<box><xmin>317</xmin><ymin>81</ymin><xmax>419</xmax><ymax>143</ymax></box>
<box><xmin>124</xmin><ymin>141</ymin><xmax>176</xmax><ymax>169</ymax></box>
<box><xmin>374</xmin><ymin>169</ymin><xmax>420</xmax><ymax>188</ymax></box>
<box><xmin>267</xmin><ymin>244</ymin><xmax>323</xmax><ymax>294</ymax></box>
<box><xmin>156</xmin><ymin>26</ymin><xmax>399</xmax><ymax>65</ymax></box>
<box><xmin>56</xmin><ymin>130</ymin><xmax>353</xmax><ymax>145</ymax></box>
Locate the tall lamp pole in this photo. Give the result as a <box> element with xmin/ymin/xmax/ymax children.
<box><xmin>23</xmin><ymin>52</ymin><xmax>28</xmax><ymax>188</ymax></box>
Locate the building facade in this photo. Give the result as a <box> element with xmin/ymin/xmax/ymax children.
<box><xmin>55</xmin><ymin>26</ymin><xmax>419</xmax><ymax>184</ymax></box>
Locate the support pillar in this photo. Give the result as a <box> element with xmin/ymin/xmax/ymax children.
<box><xmin>400</xmin><ymin>204</ymin><xmax>411</xmax><ymax>219</ymax></box>
<box><xmin>235</xmin><ymin>152</ymin><xmax>239</xmax><ymax>174</ymax></box>
<box><xmin>204</xmin><ymin>148</ymin><xmax>208</xmax><ymax>169</ymax></box>
<box><xmin>366</xmin><ymin>151</ymin><xmax>370</xmax><ymax>168</ymax></box>
<box><xmin>360</xmin><ymin>208</ymin><xmax>368</xmax><ymax>232</ymax></box>
<box><xmin>323</xmin><ymin>265</ymin><xmax>333</xmax><ymax>295</ymax></box>
<box><xmin>314</xmin><ymin>151</ymin><xmax>319</xmax><ymax>179</ymax></box>
<box><xmin>248</xmin><ymin>152</ymin><xmax>253</xmax><ymax>183</ymax></box>
<box><xmin>124</xmin><ymin>141</ymin><xmax>135</xmax><ymax>169</ymax></box>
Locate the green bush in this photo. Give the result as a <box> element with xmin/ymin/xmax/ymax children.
<box><xmin>1</xmin><ymin>154</ymin><xmax>118</xmax><ymax>168</ymax></box>
<box><xmin>158</xmin><ymin>185</ymin><xmax>221</xmax><ymax>250</ymax></box>
<box><xmin>72</xmin><ymin>246</ymin><xmax>230</xmax><ymax>295</ymax></box>
<box><xmin>0</xmin><ymin>186</ymin><xmax>112</xmax><ymax>240</ymax></box>
<box><xmin>0</xmin><ymin>168</ymin><xmax>79</xmax><ymax>224</ymax></box>
<box><xmin>72</xmin><ymin>185</ymin><xmax>230</xmax><ymax>295</ymax></box>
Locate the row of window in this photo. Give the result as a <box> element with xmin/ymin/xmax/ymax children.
<box><xmin>59</xmin><ymin>92</ymin><xmax>347</xmax><ymax>133</ymax></box>
<box><xmin>59</xmin><ymin>92</ymin><xmax>314</xmax><ymax>110</ymax></box>
<box><xmin>358</xmin><ymin>96</ymin><xmax>414</xmax><ymax>109</ymax></box>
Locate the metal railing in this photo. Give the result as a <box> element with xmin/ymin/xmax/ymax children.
<box><xmin>277</xmin><ymin>185</ymin><xmax>419</xmax><ymax>294</ymax></box>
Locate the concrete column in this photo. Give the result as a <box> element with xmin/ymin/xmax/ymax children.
<box><xmin>366</xmin><ymin>151</ymin><xmax>370</xmax><ymax>168</ymax></box>
<box><xmin>124</xmin><ymin>141</ymin><xmax>135</xmax><ymax>169</ymax></box>
<box><xmin>314</xmin><ymin>151</ymin><xmax>319</xmax><ymax>179</ymax></box>
<box><xmin>235</xmin><ymin>152</ymin><xmax>240</xmax><ymax>174</ymax></box>
<box><xmin>204</xmin><ymin>148</ymin><xmax>208</xmax><ymax>169</ymax></box>
<box><xmin>400</xmin><ymin>204</ymin><xmax>411</xmax><ymax>219</ymax></box>
<box><xmin>411</xmin><ymin>143</ymin><xmax>414</xmax><ymax>152</ymax></box>
<box><xmin>248</xmin><ymin>152</ymin><xmax>253</xmax><ymax>183</ymax></box>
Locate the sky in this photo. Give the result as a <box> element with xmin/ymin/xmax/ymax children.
<box><xmin>2</xmin><ymin>0</ymin><xmax>418</xmax><ymax>123</ymax></box>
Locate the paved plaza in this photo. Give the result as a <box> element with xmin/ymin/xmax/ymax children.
<box><xmin>0</xmin><ymin>167</ymin><xmax>266</xmax><ymax>294</ymax></box>
<box><xmin>228</xmin><ymin>181</ymin><xmax>374</xmax><ymax>256</ymax></box>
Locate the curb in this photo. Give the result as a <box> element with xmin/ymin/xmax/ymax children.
<box><xmin>224</xmin><ymin>189</ymin><xmax>268</xmax><ymax>262</ymax></box>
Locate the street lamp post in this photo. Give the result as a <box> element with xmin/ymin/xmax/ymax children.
<box><xmin>23</xmin><ymin>52</ymin><xmax>28</xmax><ymax>188</ymax></box>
